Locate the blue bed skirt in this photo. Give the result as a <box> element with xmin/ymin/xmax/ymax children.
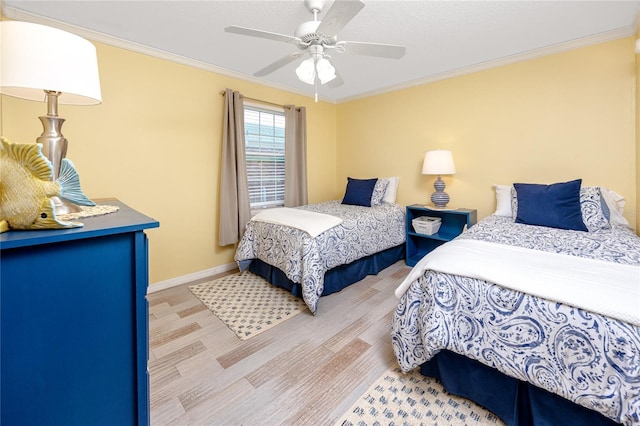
<box><xmin>247</xmin><ymin>243</ymin><xmax>405</xmax><ymax>297</ymax></box>
<box><xmin>420</xmin><ymin>350</ymin><xmax>620</xmax><ymax>426</ymax></box>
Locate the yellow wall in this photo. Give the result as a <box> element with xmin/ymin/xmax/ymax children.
<box><xmin>1</xmin><ymin>41</ymin><xmax>338</xmax><ymax>285</ymax></box>
<box><xmin>338</xmin><ymin>37</ymin><xmax>637</xmax><ymax>227</ymax></box>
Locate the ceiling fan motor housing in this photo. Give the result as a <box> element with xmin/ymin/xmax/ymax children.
<box><xmin>295</xmin><ymin>20</ymin><xmax>336</xmax><ymax>48</ymax></box>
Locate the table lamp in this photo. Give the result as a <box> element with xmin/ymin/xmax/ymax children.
<box><xmin>422</xmin><ymin>150</ymin><xmax>456</xmax><ymax>208</ymax></box>
<box><xmin>0</xmin><ymin>21</ymin><xmax>102</xmax><ymax>214</ymax></box>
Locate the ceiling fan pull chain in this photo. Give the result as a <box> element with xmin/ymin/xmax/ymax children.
<box><xmin>314</xmin><ymin>58</ymin><xmax>319</xmax><ymax>102</ymax></box>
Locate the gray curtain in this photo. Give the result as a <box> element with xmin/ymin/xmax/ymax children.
<box><xmin>218</xmin><ymin>88</ymin><xmax>251</xmax><ymax>246</ymax></box>
<box><xmin>284</xmin><ymin>105</ymin><xmax>308</xmax><ymax>207</ymax></box>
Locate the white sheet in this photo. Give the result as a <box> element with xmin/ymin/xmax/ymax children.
<box><xmin>251</xmin><ymin>207</ymin><xmax>343</xmax><ymax>238</ymax></box>
<box><xmin>395</xmin><ymin>239</ymin><xmax>640</xmax><ymax>326</ymax></box>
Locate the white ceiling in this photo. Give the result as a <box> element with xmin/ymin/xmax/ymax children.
<box><xmin>3</xmin><ymin>0</ymin><xmax>640</xmax><ymax>103</ymax></box>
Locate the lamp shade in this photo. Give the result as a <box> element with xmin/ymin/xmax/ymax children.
<box><xmin>422</xmin><ymin>150</ymin><xmax>456</xmax><ymax>175</ymax></box>
<box><xmin>0</xmin><ymin>21</ymin><xmax>102</xmax><ymax>105</ymax></box>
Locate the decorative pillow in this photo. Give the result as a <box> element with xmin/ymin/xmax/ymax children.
<box><xmin>580</xmin><ymin>187</ymin><xmax>611</xmax><ymax>232</ymax></box>
<box><xmin>371</xmin><ymin>178</ymin><xmax>390</xmax><ymax>206</ymax></box>
<box><xmin>342</xmin><ymin>177</ymin><xmax>378</xmax><ymax>207</ymax></box>
<box><xmin>512</xmin><ymin>184</ymin><xmax>613</xmax><ymax>232</ymax></box>
<box><xmin>382</xmin><ymin>177</ymin><xmax>400</xmax><ymax>204</ymax></box>
<box><xmin>513</xmin><ymin>179</ymin><xmax>587</xmax><ymax>232</ymax></box>
<box><xmin>493</xmin><ymin>184</ymin><xmax>513</xmax><ymax>217</ymax></box>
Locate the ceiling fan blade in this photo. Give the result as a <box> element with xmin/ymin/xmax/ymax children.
<box><xmin>327</xmin><ymin>72</ymin><xmax>344</xmax><ymax>88</ymax></box>
<box><xmin>225</xmin><ymin>26</ymin><xmax>300</xmax><ymax>44</ymax></box>
<box><xmin>253</xmin><ymin>53</ymin><xmax>302</xmax><ymax>77</ymax></box>
<box><xmin>342</xmin><ymin>41</ymin><xmax>406</xmax><ymax>59</ymax></box>
<box><xmin>316</xmin><ymin>0</ymin><xmax>365</xmax><ymax>37</ymax></box>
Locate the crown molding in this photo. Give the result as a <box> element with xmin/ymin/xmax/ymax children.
<box><xmin>3</xmin><ymin>2</ymin><xmax>636</xmax><ymax>105</ymax></box>
<box><xmin>1</xmin><ymin>3</ymin><xmax>336</xmax><ymax>104</ymax></box>
<box><xmin>336</xmin><ymin>25</ymin><xmax>637</xmax><ymax>103</ymax></box>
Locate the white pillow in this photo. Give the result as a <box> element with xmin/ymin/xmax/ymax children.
<box><xmin>382</xmin><ymin>177</ymin><xmax>400</xmax><ymax>203</ymax></box>
<box><xmin>600</xmin><ymin>187</ymin><xmax>630</xmax><ymax>227</ymax></box>
<box><xmin>493</xmin><ymin>184</ymin><xmax>513</xmax><ymax>217</ymax></box>
<box><xmin>600</xmin><ymin>187</ymin><xmax>625</xmax><ymax>214</ymax></box>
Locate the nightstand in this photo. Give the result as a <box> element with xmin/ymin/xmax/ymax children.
<box><xmin>405</xmin><ymin>205</ymin><xmax>477</xmax><ymax>266</ymax></box>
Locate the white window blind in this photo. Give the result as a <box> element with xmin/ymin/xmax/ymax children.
<box><xmin>244</xmin><ymin>105</ymin><xmax>285</xmax><ymax>209</ymax></box>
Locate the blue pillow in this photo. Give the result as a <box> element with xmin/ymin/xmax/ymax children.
<box><xmin>342</xmin><ymin>178</ymin><xmax>378</xmax><ymax>207</ymax></box>
<box><xmin>514</xmin><ymin>179</ymin><xmax>588</xmax><ymax>232</ymax></box>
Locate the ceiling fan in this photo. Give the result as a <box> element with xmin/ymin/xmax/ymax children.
<box><xmin>225</xmin><ymin>0</ymin><xmax>406</xmax><ymax>101</ymax></box>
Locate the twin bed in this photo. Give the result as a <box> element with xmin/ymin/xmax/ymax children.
<box><xmin>234</xmin><ymin>176</ymin><xmax>638</xmax><ymax>424</ymax></box>
<box><xmin>235</xmin><ymin>177</ymin><xmax>405</xmax><ymax>314</ymax></box>
<box><xmin>392</xmin><ymin>181</ymin><xmax>639</xmax><ymax>425</ymax></box>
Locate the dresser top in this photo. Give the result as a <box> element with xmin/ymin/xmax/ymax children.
<box><xmin>0</xmin><ymin>199</ymin><xmax>159</xmax><ymax>250</ymax></box>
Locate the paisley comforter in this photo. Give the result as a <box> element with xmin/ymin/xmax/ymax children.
<box><xmin>391</xmin><ymin>215</ymin><xmax>640</xmax><ymax>425</ymax></box>
<box><xmin>235</xmin><ymin>200</ymin><xmax>405</xmax><ymax>314</ymax></box>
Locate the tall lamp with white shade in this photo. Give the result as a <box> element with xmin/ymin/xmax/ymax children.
<box><xmin>0</xmin><ymin>21</ymin><xmax>102</xmax><ymax>214</ymax></box>
<box><xmin>422</xmin><ymin>150</ymin><xmax>456</xmax><ymax>209</ymax></box>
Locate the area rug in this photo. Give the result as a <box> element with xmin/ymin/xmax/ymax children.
<box><xmin>336</xmin><ymin>367</ymin><xmax>505</xmax><ymax>426</ymax></box>
<box><xmin>189</xmin><ymin>272</ymin><xmax>308</xmax><ymax>340</ymax></box>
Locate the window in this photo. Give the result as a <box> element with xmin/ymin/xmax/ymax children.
<box><xmin>244</xmin><ymin>105</ymin><xmax>285</xmax><ymax>210</ymax></box>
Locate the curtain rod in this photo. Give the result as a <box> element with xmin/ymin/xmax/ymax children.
<box><xmin>220</xmin><ymin>91</ymin><xmax>291</xmax><ymax>109</ymax></box>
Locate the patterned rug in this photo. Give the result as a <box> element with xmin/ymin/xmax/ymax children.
<box><xmin>189</xmin><ymin>272</ymin><xmax>308</xmax><ymax>340</ymax></box>
<box><xmin>336</xmin><ymin>367</ymin><xmax>505</xmax><ymax>426</ymax></box>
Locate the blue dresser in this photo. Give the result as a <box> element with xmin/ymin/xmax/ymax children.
<box><xmin>0</xmin><ymin>200</ymin><xmax>159</xmax><ymax>426</ymax></box>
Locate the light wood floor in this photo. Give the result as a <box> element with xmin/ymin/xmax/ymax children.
<box><xmin>148</xmin><ymin>260</ymin><xmax>412</xmax><ymax>426</ymax></box>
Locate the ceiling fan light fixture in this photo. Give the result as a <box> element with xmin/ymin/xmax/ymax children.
<box><xmin>227</xmin><ymin>0</ymin><xmax>406</xmax><ymax>99</ymax></box>
<box><xmin>295</xmin><ymin>57</ymin><xmax>316</xmax><ymax>85</ymax></box>
<box><xmin>296</xmin><ymin>56</ymin><xmax>336</xmax><ymax>86</ymax></box>
<box><xmin>316</xmin><ymin>57</ymin><xmax>336</xmax><ymax>84</ymax></box>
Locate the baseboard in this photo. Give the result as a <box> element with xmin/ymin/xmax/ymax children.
<box><xmin>147</xmin><ymin>262</ymin><xmax>238</xmax><ymax>294</ymax></box>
